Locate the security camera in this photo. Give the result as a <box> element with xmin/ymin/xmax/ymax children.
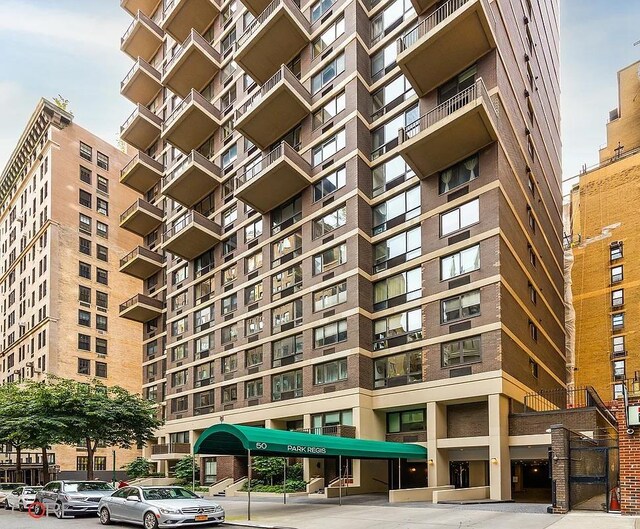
<box><xmin>627</xmin><ymin>428</ymin><xmax>635</xmax><ymax>435</ymax></box>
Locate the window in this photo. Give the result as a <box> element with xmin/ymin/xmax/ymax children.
<box><xmin>311</xmin><ymin>54</ymin><xmax>345</xmax><ymax>94</ymax></box>
<box><xmin>222</xmin><ymin>294</ymin><xmax>237</xmax><ymax>315</ymax></box>
<box><xmin>613</xmin><ymin>336</ymin><xmax>626</xmax><ymax>357</ymax></box>
<box><xmin>79</xmin><ymin>285</ymin><xmax>91</xmax><ymax>303</ymax></box>
<box><xmin>79</xmin><ymin>213</ymin><xmax>92</xmax><ymax>233</ymax></box>
<box><xmin>311</xmin><ymin>0</ymin><xmax>332</xmax><ymax>23</ymax></box>
<box><xmin>612</xmin><ymin>289</ymin><xmax>624</xmax><ymax>308</ymax></box>
<box><xmin>272</xmin><ymin>369</ymin><xmax>303</xmax><ymax>400</ymax></box>
<box><xmin>272</xmin><ymin>264</ymin><xmax>302</xmax><ymax>299</ymax></box>
<box><xmin>222</xmin><ymin>144</ymin><xmax>237</xmax><ymax>168</ymax></box>
<box><xmin>246</xmin><ymin>346</ymin><xmax>263</xmax><ymax>367</ymax></box>
<box><xmin>374</xmin><ymin>350</ymin><xmax>421</xmax><ymax>388</ymax></box>
<box><xmin>529</xmin><ymin>283</ymin><xmax>537</xmax><ymax>304</ymax></box>
<box><xmin>273</xmin><ymin>334</ymin><xmax>303</xmax><ymax>367</ymax></box>
<box><xmin>96</xmin><ymin>198</ymin><xmax>108</xmax><ymax>216</ymax></box>
<box><xmin>314</xmin><ymin>319</ymin><xmax>347</xmax><ymax>348</ymax></box>
<box><xmin>313</xmin><ymin>166</ymin><xmax>346</xmax><ymax>202</ymax></box>
<box><xmin>439</xmin><ymin>155</ymin><xmax>479</xmax><ymax>194</ymax></box>
<box><xmin>245</xmin><ymin>379</ymin><xmax>263</xmax><ymax>399</ymax></box>
<box><xmin>96</xmin><ymin>221</ymin><xmax>108</xmax><ymax>239</ymax></box>
<box><xmin>387</xmin><ymin>409</ymin><xmax>425</xmax><ymax>433</ymax></box>
<box><xmin>440</xmin><ymin>199</ymin><xmax>479</xmax><ymax>236</ymax></box>
<box><xmin>371</xmin><ymin>0</ymin><xmax>411</xmax><ymax>45</ymax></box>
<box><xmin>193</xmin><ymin>390</ymin><xmax>214</xmax><ymax>415</ymax></box>
<box><xmin>171</xmin><ymin>396</ymin><xmax>189</xmax><ymax>413</ymax></box>
<box><xmin>245</xmin><ymin>218</ymin><xmax>263</xmax><ymax>242</ymax></box>
<box><xmin>272</xmin><ymin>231</ymin><xmax>302</xmax><ymax>266</ymax></box>
<box><xmin>96</xmin><ymin>315</ymin><xmax>108</xmax><ymax>331</ymax></box>
<box><xmin>173</xmin><ymin>265</ymin><xmax>188</xmax><ymax>285</ymax></box>
<box><xmin>314</xmin><ymin>281</ymin><xmax>347</xmax><ymax>312</ymax></box>
<box><xmin>78</xmin><ymin>334</ymin><xmax>91</xmax><ymax>351</ymax></box>
<box><xmin>610</xmin><ymin>242</ymin><xmax>623</xmax><ymax>261</ymax></box>
<box><xmin>373</xmin><ymin>308</ymin><xmax>422</xmax><ymax>350</ymax></box>
<box><xmin>96</xmin><ymin>152</ymin><xmax>109</xmax><ymax>170</ymax></box>
<box><xmin>222</xmin><ymin>0</ymin><xmax>237</xmax><ymax>24</ymax></box>
<box><xmin>195</xmin><ymin>249</ymin><xmax>215</xmax><ymax>278</ymax></box>
<box><xmin>529</xmin><ymin>246</ymin><xmax>537</xmax><ymax>267</ymax></box>
<box><xmin>222</xmin><ymin>233</ymin><xmax>237</xmax><ymax>255</ymax></box>
<box><xmin>79</xmin><ymin>189</ymin><xmax>92</xmax><ymax>208</ymax></box>
<box><xmin>245</xmin><ymin>251</ymin><xmax>263</xmax><ymax>274</ymax></box>
<box><xmin>245</xmin><ymin>282</ymin><xmax>263</xmax><ymax>304</ymax></box>
<box><xmin>95</xmin><ymin>362</ymin><xmax>107</xmax><ymax>378</ymax></box>
<box><xmin>222</xmin><ymin>205</ymin><xmax>237</xmax><ymax>227</ymax></box>
<box><xmin>171</xmin><ymin>344</ymin><xmax>187</xmax><ymax>362</ymax></box>
<box><xmin>79</xmin><ymin>262</ymin><xmax>91</xmax><ymax>279</ymax></box>
<box><xmin>222</xmin><ymin>385</ymin><xmax>237</xmax><ymax>403</ymax></box>
<box><xmin>438</xmin><ymin>64</ymin><xmax>476</xmax><ymax>103</ymax></box>
<box><xmin>441</xmin><ymin>290</ymin><xmax>481</xmax><ymax>323</ymax></box>
<box><xmin>440</xmin><ymin>245</ymin><xmax>480</xmax><ymax>280</ymax></box>
<box><xmin>78</xmin><ymin>310</ymin><xmax>91</xmax><ymax>327</ymax></box>
<box><xmin>373</xmin><ymin>186</ymin><xmax>420</xmax><ymax>234</ymax></box>
<box><xmin>221</xmin><ymin>29</ymin><xmax>236</xmax><ymax>56</ymax></box>
<box><xmin>312</xmin><ymin>410</ymin><xmax>353</xmax><ymax>431</ymax></box>
<box><xmin>79</xmin><ymin>141</ymin><xmax>92</xmax><ymax>161</ymax></box>
<box><xmin>372</xmin><ymin>75</ymin><xmax>414</xmax><ymax>120</ymax></box>
<box><xmin>77</xmin><ymin>457</ymin><xmax>89</xmax><ymax>471</ymax></box>
<box><xmin>78</xmin><ymin>358</ymin><xmax>90</xmax><ymax>375</ymax></box>
<box><xmin>613</xmin><ymin>359</ymin><xmax>625</xmax><ymax>381</ymax></box>
<box><xmin>96</xmin><ymin>268</ymin><xmax>108</xmax><ymax>285</ymax></box>
<box><xmin>441</xmin><ymin>336</ymin><xmax>481</xmax><ymax>367</ymax></box>
<box><xmin>313</xmin><ymin>92</ymin><xmax>346</xmax><ymax>129</ymax></box>
<box><xmin>612</xmin><ymin>312</ymin><xmax>624</xmax><ymax>331</ymax></box>
<box><xmin>312</xmin><ymin>129</ymin><xmax>346</xmax><ymax>166</ymax></box>
<box><xmin>313</xmin><ymin>243</ymin><xmax>346</xmax><ymax>274</ymax></box>
<box><xmin>195</xmin><ymin>361</ymin><xmax>215</xmax><ymax>387</ymax></box>
<box><xmin>529</xmin><ymin>358</ymin><xmax>539</xmax><ymax>379</ymax></box>
<box><xmin>96</xmin><ymin>244</ymin><xmax>108</xmax><ymax>262</ymax></box>
<box><xmin>529</xmin><ymin>320</ymin><xmax>538</xmax><ymax>341</ymax></box>
<box><xmin>611</xmin><ymin>265</ymin><xmax>623</xmax><ymax>283</ymax></box>
<box><xmin>221</xmin><ymin>323</ymin><xmax>238</xmax><ymax>344</ymax></box>
<box><xmin>527</xmin><ymin>207</ymin><xmax>536</xmax><ymax>233</ymax></box>
<box><xmin>313</xmin><ymin>205</ymin><xmax>346</xmax><ymax>239</ymax></box>
<box><xmin>96</xmin><ymin>338</ymin><xmax>107</xmax><ymax>355</ymax></box>
<box><xmin>79</xmin><ymin>237</ymin><xmax>91</xmax><ymax>255</ymax></box>
<box><xmin>245</xmin><ymin>314</ymin><xmax>264</xmax><ymax>335</ymax></box>
<box><xmin>272</xmin><ymin>299</ymin><xmax>303</xmax><ymax>332</ymax></box>
<box><xmin>223</xmin><ymin>264</ymin><xmax>237</xmax><ymax>285</ymax></box>
<box><xmin>313</xmin><ymin>16</ymin><xmax>345</xmax><ymax>58</ymax></box>
<box><xmin>97</xmin><ymin>175</ymin><xmax>108</xmax><ymax>193</ymax></box>
<box><xmin>172</xmin><ymin>369</ymin><xmax>188</xmax><ymax>387</ymax></box>
<box><xmin>374</xmin><ymin>267</ymin><xmax>421</xmax><ymax>310</ymax></box>
<box><xmin>195</xmin><ymin>334</ymin><xmax>214</xmax><ymax>359</ymax></box>
<box><xmin>314</xmin><ymin>359</ymin><xmax>348</xmax><ymax>384</ymax></box>
<box><xmin>372</xmin><ymin>156</ymin><xmax>414</xmax><ymax>197</ymax></box>
<box><xmin>222</xmin><ymin>354</ymin><xmax>238</xmax><ymax>374</ymax></box>
<box><xmin>374</xmin><ymin>226</ymin><xmax>420</xmax><ymax>272</ymax></box>
<box><xmin>371</xmin><ymin>105</ymin><xmax>418</xmax><ymax>159</ymax></box>
<box><xmin>195</xmin><ymin>306</ymin><xmax>214</xmax><ymax>332</ymax></box>
<box><xmin>272</xmin><ymin>196</ymin><xmax>302</xmax><ymax>234</ymax></box>
<box><xmin>80</xmin><ymin>166</ymin><xmax>92</xmax><ymax>184</ymax></box>
<box><xmin>96</xmin><ymin>291</ymin><xmax>108</xmax><ymax>309</ymax></box>
<box><xmin>371</xmin><ymin>42</ymin><xmax>397</xmax><ymax>81</ymax></box>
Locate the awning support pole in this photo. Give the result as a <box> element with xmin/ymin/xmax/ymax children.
<box><xmin>398</xmin><ymin>459</ymin><xmax>401</xmax><ymax>490</ymax></box>
<box><xmin>247</xmin><ymin>449</ymin><xmax>252</xmax><ymax>521</ymax></box>
<box><xmin>283</xmin><ymin>457</ymin><xmax>287</xmax><ymax>505</ymax></box>
<box><xmin>338</xmin><ymin>455</ymin><xmax>342</xmax><ymax>506</ymax></box>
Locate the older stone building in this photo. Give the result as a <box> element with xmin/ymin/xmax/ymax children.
<box><xmin>0</xmin><ymin>99</ymin><xmax>143</xmax><ymax>482</ymax></box>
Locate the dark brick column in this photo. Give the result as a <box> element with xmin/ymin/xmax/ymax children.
<box><xmin>612</xmin><ymin>399</ymin><xmax>640</xmax><ymax>515</ymax></box>
<box><xmin>550</xmin><ymin>425</ymin><xmax>570</xmax><ymax>514</ymax></box>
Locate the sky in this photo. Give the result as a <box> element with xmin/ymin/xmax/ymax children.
<box><xmin>0</xmin><ymin>0</ymin><xmax>639</xmax><ymax>185</ymax></box>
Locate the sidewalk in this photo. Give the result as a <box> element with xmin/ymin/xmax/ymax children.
<box><xmin>213</xmin><ymin>495</ymin><xmax>639</xmax><ymax>529</ymax></box>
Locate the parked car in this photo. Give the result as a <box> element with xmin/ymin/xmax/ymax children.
<box><xmin>34</xmin><ymin>480</ymin><xmax>115</xmax><ymax>518</ymax></box>
<box><xmin>0</xmin><ymin>483</ymin><xmax>25</xmax><ymax>508</ymax></box>
<box><xmin>97</xmin><ymin>486</ymin><xmax>224</xmax><ymax>528</ymax></box>
<box><xmin>5</xmin><ymin>486</ymin><xmax>42</xmax><ymax>511</ymax></box>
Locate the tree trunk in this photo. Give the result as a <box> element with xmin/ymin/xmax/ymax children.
<box><xmin>15</xmin><ymin>445</ymin><xmax>22</xmax><ymax>475</ymax></box>
<box><xmin>86</xmin><ymin>438</ymin><xmax>95</xmax><ymax>480</ymax></box>
<box><xmin>41</xmin><ymin>447</ymin><xmax>49</xmax><ymax>484</ymax></box>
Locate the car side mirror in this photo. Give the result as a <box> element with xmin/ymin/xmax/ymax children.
<box><xmin>12</xmin><ymin>491</ymin><xmax>18</xmax><ymax>495</ymax></box>
<box><xmin>126</xmin><ymin>496</ymin><xmax>141</xmax><ymax>502</ymax></box>
<box><xmin>197</xmin><ymin>494</ymin><xmax>204</xmax><ymax>499</ymax></box>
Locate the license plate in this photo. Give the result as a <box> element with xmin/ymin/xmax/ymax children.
<box><xmin>195</xmin><ymin>515</ymin><xmax>208</xmax><ymax>522</ymax></box>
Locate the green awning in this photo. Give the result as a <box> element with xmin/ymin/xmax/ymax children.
<box><xmin>194</xmin><ymin>424</ymin><xmax>427</xmax><ymax>460</ymax></box>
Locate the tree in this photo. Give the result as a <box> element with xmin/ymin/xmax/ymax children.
<box><xmin>52</xmin><ymin>94</ymin><xmax>71</xmax><ymax>113</ymax></box>
<box><xmin>47</xmin><ymin>378</ymin><xmax>163</xmax><ymax>480</ymax></box>
<box><xmin>123</xmin><ymin>457</ymin><xmax>152</xmax><ymax>479</ymax></box>
<box><xmin>252</xmin><ymin>456</ymin><xmax>285</xmax><ymax>486</ymax></box>
<box><xmin>174</xmin><ymin>456</ymin><xmax>199</xmax><ymax>485</ymax></box>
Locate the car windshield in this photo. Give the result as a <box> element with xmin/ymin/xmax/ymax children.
<box><xmin>143</xmin><ymin>488</ymin><xmax>198</xmax><ymax>501</ymax></box>
<box><xmin>64</xmin><ymin>482</ymin><xmax>113</xmax><ymax>492</ymax></box>
<box><xmin>24</xmin><ymin>487</ymin><xmax>42</xmax><ymax>494</ymax></box>
<box><xmin>0</xmin><ymin>484</ymin><xmax>22</xmax><ymax>491</ymax></box>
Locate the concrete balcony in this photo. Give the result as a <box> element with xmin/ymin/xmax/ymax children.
<box><xmin>119</xmin><ymin>246</ymin><xmax>165</xmax><ymax>280</ymax></box>
<box><xmin>120</xmin><ymin>152</ymin><xmax>164</xmax><ymax>194</ymax></box>
<box><xmin>398</xmin><ymin>78</ymin><xmax>498</xmax><ymax>179</ymax></box>
<box><xmin>162</xmin><ymin>29</ymin><xmax>221</xmax><ymax>99</ymax></box>
<box><xmin>120</xmin><ymin>198</ymin><xmax>164</xmax><ymax>236</ymax></box>
<box><xmin>119</xmin><ymin>294</ymin><xmax>164</xmax><ymax>323</ymax></box>
<box><xmin>295</xmin><ymin>425</ymin><xmax>356</xmax><ymax>438</ymax></box>
<box><xmin>121</xmin><ymin>0</ymin><xmax>160</xmax><ymax>17</ymax></box>
<box><xmin>162</xmin><ymin>0</ymin><xmax>220</xmax><ymax>42</ymax></box>
<box><xmin>121</xmin><ymin>10</ymin><xmax>164</xmax><ymax>62</ymax></box>
<box><xmin>121</xmin><ymin>58</ymin><xmax>162</xmax><ymax>106</ymax></box>
<box><xmin>163</xmin><ymin>211</ymin><xmax>221</xmax><ymax>260</ymax></box>
<box><xmin>235</xmin><ymin>0</ymin><xmax>310</xmax><ymax>84</ymax></box>
<box><xmin>120</xmin><ymin>104</ymin><xmax>163</xmax><ymax>152</ymax></box>
<box><xmin>162</xmin><ymin>89</ymin><xmax>221</xmax><ymax>153</ymax></box>
<box><xmin>150</xmin><ymin>443</ymin><xmax>191</xmax><ymax>460</ymax></box>
<box><xmin>239</xmin><ymin>0</ymin><xmax>270</xmax><ymax>17</ymax></box>
<box><xmin>236</xmin><ymin>142</ymin><xmax>312</xmax><ymax>214</ymax></box>
<box><xmin>235</xmin><ymin>65</ymin><xmax>311</xmax><ymax>150</ymax></box>
<box><xmin>397</xmin><ymin>0</ymin><xmax>496</xmax><ymax>97</ymax></box>
<box><xmin>162</xmin><ymin>150</ymin><xmax>222</xmax><ymax>207</ymax></box>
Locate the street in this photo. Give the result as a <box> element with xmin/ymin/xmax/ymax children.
<box><xmin>0</xmin><ymin>495</ymin><xmax>637</xmax><ymax>529</ymax></box>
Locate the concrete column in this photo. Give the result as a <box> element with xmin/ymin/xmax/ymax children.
<box><xmin>427</xmin><ymin>401</ymin><xmax>448</xmax><ymax>487</ymax></box>
<box><xmin>488</xmin><ymin>394</ymin><xmax>511</xmax><ymax>500</ymax></box>
<box><xmin>301</xmin><ymin>415</ymin><xmax>312</xmax><ymax>481</ymax></box>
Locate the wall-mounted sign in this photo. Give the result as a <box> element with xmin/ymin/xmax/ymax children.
<box><xmin>628</xmin><ymin>404</ymin><xmax>640</xmax><ymax>426</ymax></box>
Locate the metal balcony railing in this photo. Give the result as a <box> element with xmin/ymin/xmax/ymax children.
<box><xmin>163</xmin><ymin>151</ymin><xmax>221</xmax><ymax>188</ymax></box>
<box><xmin>235</xmin><ymin>142</ymin><xmax>311</xmax><ymax>188</ymax></box>
<box><xmin>163</xmin><ymin>211</ymin><xmax>219</xmax><ymax>241</ymax></box>
<box><xmin>151</xmin><ymin>443</ymin><xmax>191</xmax><ymax>455</ymax></box>
<box><xmin>120</xmin><ymin>152</ymin><xmax>164</xmax><ymax>179</ymax></box>
<box><xmin>163</xmin><ymin>89</ymin><xmax>221</xmax><ymax>130</ymax></box>
<box><xmin>120</xmin><ymin>198</ymin><xmax>162</xmax><ymax>224</ymax></box>
<box><xmin>295</xmin><ymin>425</ymin><xmax>356</xmax><ymax>438</ymax></box>
<box><xmin>236</xmin><ymin>0</ymin><xmax>309</xmax><ymax>49</ymax></box>
<box><xmin>163</xmin><ymin>29</ymin><xmax>221</xmax><ymax>76</ymax></box>
<box><xmin>119</xmin><ymin>246</ymin><xmax>164</xmax><ymax>269</ymax></box>
<box><xmin>121</xmin><ymin>10</ymin><xmax>163</xmax><ymax>45</ymax></box>
<box><xmin>121</xmin><ymin>58</ymin><xmax>161</xmax><ymax>89</ymax></box>
<box><xmin>121</xmin><ymin>104</ymin><xmax>163</xmax><ymax>134</ymax></box>
<box><xmin>119</xmin><ymin>294</ymin><xmax>164</xmax><ymax>313</ymax></box>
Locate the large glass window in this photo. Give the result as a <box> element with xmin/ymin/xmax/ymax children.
<box><xmin>313</xmin><ymin>92</ymin><xmax>346</xmax><ymax>129</ymax></box>
<box><xmin>372</xmin><ymin>75</ymin><xmax>414</xmax><ymax>120</ymax></box>
<box><xmin>374</xmin><ymin>351</ymin><xmax>422</xmax><ymax>388</ymax></box>
<box><xmin>374</xmin><ymin>226</ymin><xmax>421</xmax><ymax>272</ymax></box>
<box><xmin>272</xmin><ymin>299</ymin><xmax>303</xmax><ymax>332</ymax></box>
<box><xmin>387</xmin><ymin>409</ymin><xmax>425</xmax><ymax>433</ymax></box>
<box><xmin>371</xmin><ymin>104</ymin><xmax>418</xmax><ymax>159</ymax></box>
<box><xmin>439</xmin><ymin>154</ymin><xmax>479</xmax><ymax>194</ymax></box>
<box><xmin>195</xmin><ymin>305</ymin><xmax>214</xmax><ymax>332</ymax></box>
<box><xmin>441</xmin><ymin>336</ymin><xmax>481</xmax><ymax>366</ymax></box>
<box><xmin>272</xmin><ymin>231</ymin><xmax>302</xmax><ymax>266</ymax></box>
<box><xmin>373</xmin><ymin>267</ymin><xmax>421</xmax><ymax>310</ymax></box>
<box><xmin>441</xmin><ymin>290</ymin><xmax>481</xmax><ymax>323</ymax></box>
<box><xmin>245</xmin><ymin>282</ymin><xmax>263</xmax><ymax>305</ymax></box>
<box><xmin>195</xmin><ymin>361</ymin><xmax>215</xmax><ymax>388</ymax></box>
<box><xmin>313</xmin><ymin>166</ymin><xmax>346</xmax><ymax>202</ymax></box>
<box><xmin>313</xmin><ymin>243</ymin><xmax>347</xmax><ymax>274</ymax></box>
<box><xmin>371</xmin><ymin>0</ymin><xmax>411</xmax><ymax>45</ymax></box>
<box><xmin>440</xmin><ymin>198</ymin><xmax>479</xmax><ymax>236</ymax></box>
<box><xmin>313</xmin><ymin>204</ymin><xmax>347</xmax><ymax>239</ymax></box>
<box><xmin>272</xmin><ymin>333</ymin><xmax>303</xmax><ymax>367</ymax></box>
<box><xmin>373</xmin><ymin>186</ymin><xmax>420</xmax><ymax>234</ymax></box>
<box><xmin>311</xmin><ymin>54</ymin><xmax>345</xmax><ymax>94</ymax></box>
<box><xmin>314</xmin><ymin>319</ymin><xmax>348</xmax><ymax>348</ymax></box>
<box><xmin>314</xmin><ymin>359</ymin><xmax>348</xmax><ymax>384</ymax></box>
<box><xmin>272</xmin><ymin>369</ymin><xmax>303</xmax><ymax>400</ymax></box>
<box><xmin>245</xmin><ymin>379</ymin><xmax>264</xmax><ymax>399</ymax></box>
<box><xmin>271</xmin><ymin>196</ymin><xmax>302</xmax><ymax>234</ymax></box>
<box><xmin>372</xmin><ymin>156</ymin><xmax>414</xmax><ymax>197</ymax></box>
<box><xmin>371</xmin><ymin>42</ymin><xmax>397</xmax><ymax>82</ymax></box>
<box><xmin>312</xmin><ymin>129</ymin><xmax>346</xmax><ymax>166</ymax></box>
<box><xmin>246</xmin><ymin>346</ymin><xmax>263</xmax><ymax>367</ymax></box>
<box><xmin>245</xmin><ymin>250</ymin><xmax>263</xmax><ymax>274</ymax></box>
<box><xmin>272</xmin><ymin>264</ymin><xmax>303</xmax><ymax>300</ymax></box>
<box><xmin>373</xmin><ymin>308</ymin><xmax>422</xmax><ymax>351</ymax></box>
<box><xmin>314</xmin><ymin>281</ymin><xmax>347</xmax><ymax>312</ymax></box>
<box><xmin>195</xmin><ymin>334</ymin><xmax>214</xmax><ymax>359</ymax></box>
<box><xmin>194</xmin><ymin>390</ymin><xmax>214</xmax><ymax>415</ymax></box>
<box><xmin>440</xmin><ymin>245</ymin><xmax>480</xmax><ymax>280</ymax></box>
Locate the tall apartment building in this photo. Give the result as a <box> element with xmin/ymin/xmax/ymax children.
<box><xmin>568</xmin><ymin>61</ymin><xmax>640</xmax><ymax>402</ymax></box>
<box><xmin>118</xmin><ymin>0</ymin><xmax>562</xmax><ymax>500</ymax></box>
<box><xmin>0</xmin><ymin>99</ymin><xmax>143</xmax><ymax>483</ymax></box>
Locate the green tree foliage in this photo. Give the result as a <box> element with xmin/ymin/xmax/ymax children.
<box><xmin>122</xmin><ymin>457</ymin><xmax>152</xmax><ymax>479</ymax></box>
<box><xmin>252</xmin><ymin>456</ymin><xmax>286</xmax><ymax>486</ymax></box>
<box><xmin>174</xmin><ymin>456</ymin><xmax>199</xmax><ymax>485</ymax></box>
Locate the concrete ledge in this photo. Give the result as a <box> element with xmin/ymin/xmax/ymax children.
<box><xmin>224</xmin><ymin>477</ymin><xmax>248</xmax><ymax>497</ymax></box>
<box><xmin>232</xmin><ymin>491</ymin><xmax>309</xmax><ymax>498</ymax></box>
<box><xmin>432</xmin><ymin>486</ymin><xmax>490</xmax><ymax>504</ymax></box>
<box><xmin>209</xmin><ymin>477</ymin><xmax>233</xmax><ymax>495</ymax></box>
<box><xmin>306</xmin><ymin>477</ymin><xmax>324</xmax><ymax>494</ymax></box>
<box><xmin>389</xmin><ymin>485</ymin><xmax>455</xmax><ymax>503</ymax></box>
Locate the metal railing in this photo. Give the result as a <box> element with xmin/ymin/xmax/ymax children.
<box><xmin>120</xmin><ymin>198</ymin><xmax>163</xmax><ymax>224</ymax></box>
<box><xmin>151</xmin><ymin>443</ymin><xmax>191</xmax><ymax>455</ymax></box>
<box><xmin>163</xmin><ymin>29</ymin><xmax>221</xmax><ymax>77</ymax></box>
<box><xmin>522</xmin><ymin>386</ymin><xmax>617</xmax><ymax>425</ymax></box>
<box><xmin>0</xmin><ymin>452</ymin><xmax>55</xmax><ymax>466</ymax></box>
<box><xmin>295</xmin><ymin>425</ymin><xmax>356</xmax><ymax>438</ymax></box>
<box><xmin>121</xmin><ymin>104</ymin><xmax>163</xmax><ymax>134</ymax></box>
<box><xmin>236</xmin><ymin>142</ymin><xmax>311</xmax><ymax>188</ymax></box>
<box><xmin>121</xmin><ymin>58</ymin><xmax>161</xmax><ymax>89</ymax></box>
<box><xmin>236</xmin><ymin>65</ymin><xmax>310</xmax><ymax>120</ymax></box>
<box><xmin>399</xmin><ymin>78</ymin><xmax>496</xmax><ymax>142</ymax></box>
<box><xmin>164</xmin><ymin>89</ymin><xmax>221</xmax><ymax>130</ymax></box>
<box><xmin>120</xmin><ymin>246</ymin><xmax>164</xmax><ymax>268</ymax></box>
<box><xmin>164</xmin><ymin>211</ymin><xmax>220</xmax><ymax>241</ymax></box>
<box><xmin>163</xmin><ymin>151</ymin><xmax>221</xmax><ymax>188</ymax></box>
<box><xmin>236</xmin><ymin>0</ymin><xmax>309</xmax><ymax>49</ymax></box>
<box><xmin>121</xmin><ymin>10</ymin><xmax>163</xmax><ymax>45</ymax></box>
<box><xmin>121</xmin><ymin>152</ymin><xmax>164</xmax><ymax>180</ymax></box>
<box><xmin>119</xmin><ymin>293</ymin><xmax>164</xmax><ymax>313</ymax></box>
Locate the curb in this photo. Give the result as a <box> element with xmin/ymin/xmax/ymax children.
<box><xmin>224</xmin><ymin>521</ymin><xmax>297</xmax><ymax>529</ymax></box>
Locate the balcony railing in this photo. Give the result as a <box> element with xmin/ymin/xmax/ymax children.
<box><xmin>163</xmin><ymin>150</ymin><xmax>221</xmax><ymax>188</ymax></box>
<box><xmin>119</xmin><ymin>294</ymin><xmax>164</xmax><ymax>313</ymax></box>
<box><xmin>236</xmin><ymin>0</ymin><xmax>308</xmax><ymax>49</ymax></box>
<box><xmin>121</xmin><ymin>152</ymin><xmax>163</xmax><ymax>180</ymax></box>
<box><xmin>295</xmin><ymin>425</ymin><xmax>356</xmax><ymax>438</ymax></box>
<box><xmin>121</xmin><ymin>104</ymin><xmax>163</xmax><ymax>134</ymax></box>
<box><xmin>236</xmin><ymin>141</ymin><xmax>310</xmax><ymax>188</ymax></box>
<box><xmin>398</xmin><ymin>0</ymin><xmax>472</xmax><ymax>52</ymax></box>
<box><xmin>163</xmin><ymin>29</ymin><xmax>221</xmax><ymax>77</ymax></box>
<box><xmin>121</xmin><ymin>58</ymin><xmax>161</xmax><ymax>90</ymax></box>
<box><xmin>151</xmin><ymin>443</ymin><xmax>191</xmax><ymax>455</ymax></box>
<box><xmin>522</xmin><ymin>386</ymin><xmax>617</xmax><ymax>425</ymax></box>
<box><xmin>163</xmin><ymin>89</ymin><xmax>220</xmax><ymax>131</ymax></box>
<box><xmin>0</xmin><ymin>452</ymin><xmax>56</xmax><ymax>467</ymax></box>
<box><xmin>121</xmin><ymin>9</ymin><xmax>163</xmax><ymax>45</ymax></box>
<box><xmin>119</xmin><ymin>246</ymin><xmax>164</xmax><ymax>269</ymax></box>
<box><xmin>164</xmin><ymin>211</ymin><xmax>219</xmax><ymax>241</ymax></box>
<box><xmin>119</xmin><ymin>198</ymin><xmax>163</xmax><ymax>225</ymax></box>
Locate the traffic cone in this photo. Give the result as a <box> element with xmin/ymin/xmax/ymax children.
<box><xmin>609</xmin><ymin>487</ymin><xmax>620</xmax><ymax>511</ymax></box>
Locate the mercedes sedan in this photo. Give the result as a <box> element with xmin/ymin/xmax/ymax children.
<box><xmin>98</xmin><ymin>486</ymin><xmax>224</xmax><ymax>528</ymax></box>
<box><xmin>5</xmin><ymin>485</ymin><xmax>42</xmax><ymax>511</ymax></box>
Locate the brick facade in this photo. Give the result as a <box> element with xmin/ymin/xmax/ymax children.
<box><xmin>612</xmin><ymin>398</ymin><xmax>640</xmax><ymax>515</ymax></box>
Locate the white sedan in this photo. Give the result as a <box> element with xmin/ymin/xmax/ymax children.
<box><xmin>6</xmin><ymin>486</ymin><xmax>42</xmax><ymax>512</ymax></box>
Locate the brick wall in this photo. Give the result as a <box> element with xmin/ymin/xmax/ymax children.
<box><xmin>612</xmin><ymin>398</ymin><xmax>640</xmax><ymax>515</ymax></box>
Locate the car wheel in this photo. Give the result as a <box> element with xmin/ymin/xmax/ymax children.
<box><xmin>54</xmin><ymin>502</ymin><xmax>64</xmax><ymax>519</ymax></box>
<box><xmin>144</xmin><ymin>511</ymin><xmax>159</xmax><ymax>529</ymax></box>
<box><xmin>18</xmin><ymin>502</ymin><xmax>24</xmax><ymax>512</ymax></box>
<box><xmin>32</xmin><ymin>503</ymin><xmax>43</xmax><ymax>516</ymax></box>
<box><xmin>99</xmin><ymin>507</ymin><xmax>112</xmax><ymax>525</ymax></box>
<box><xmin>3</xmin><ymin>500</ymin><xmax>9</xmax><ymax>510</ymax></box>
